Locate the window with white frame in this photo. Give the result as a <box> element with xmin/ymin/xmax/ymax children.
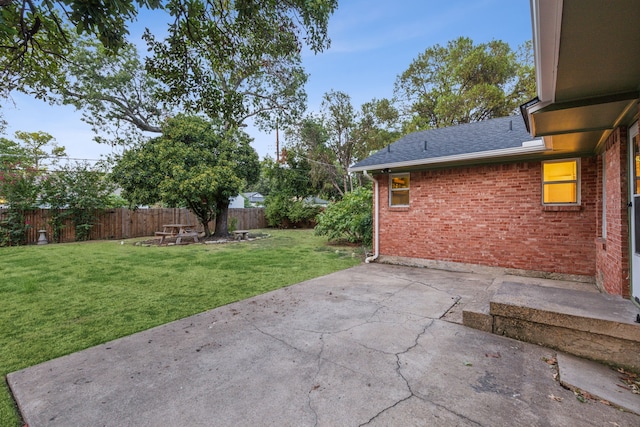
<box><xmin>390</xmin><ymin>173</ymin><xmax>410</xmax><ymax>206</ymax></box>
<box><xmin>542</xmin><ymin>159</ymin><xmax>580</xmax><ymax>205</ymax></box>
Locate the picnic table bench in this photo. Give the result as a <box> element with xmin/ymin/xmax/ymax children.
<box><xmin>155</xmin><ymin>224</ymin><xmax>199</xmax><ymax>244</ymax></box>
<box><xmin>232</xmin><ymin>230</ymin><xmax>249</xmax><ymax>240</ymax></box>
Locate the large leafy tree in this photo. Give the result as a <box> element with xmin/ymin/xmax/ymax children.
<box><xmin>13</xmin><ymin>130</ymin><xmax>65</xmax><ymax>170</ymax></box>
<box><xmin>110</xmin><ymin>115</ymin><xmax>259</xmax><ymax>237</ymax></box>
<box><xmin>0</xmin><ymin>0</ymin><xmax>160</xmax><ymax>98</ymax></box>
<box><xmin>143</xmin><ymin>0</ymin><xmax>336</xmax><ymax>131</ymax></box>
<box><xmin>57</xmin><ymin>39</ymin><xmax>165</xmax><ymax>147</ymax></box>
<box><xmin>353</xmin><ymin>97</ymin><xmax>400</xmax><ymax>161</ymax></box>
<box><xmin>320</xmin><ymin>90</ymin><xmax>357</xmax><ymax>196</ymax></box>
<box><xmin>2</xmin><ymin>1</ymin><xmax>336</xmax><ymax>139</ymax></box>
<box><xmin>287</xmin><ymin>115</ymin><xmax>334</xmax><ymax>197</ymax></box>
<box><xmin>394</xmin><ymin>37</ymin><xmax>535</xmax><ymax>131</ymax></box>
<box><xmin>289</xmin><ymin>91</ymin><xmax>400</xmax><ymax>198</ymax></box>
<box><xmin>1</xmin><ymin>131</ymin><xmax>63</xmax><ymax>173</ymax></box>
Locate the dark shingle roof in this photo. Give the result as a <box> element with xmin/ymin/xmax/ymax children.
<box><xmin>350</xmin><ymin>116</ymin><xmax>539</xmax><ymax>171</ymax></box>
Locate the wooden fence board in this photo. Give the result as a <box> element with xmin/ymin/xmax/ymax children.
<box><xmin>0</xmin><ymin>207</ymin><xmax>266</xmax><ymax>245</ymax></box>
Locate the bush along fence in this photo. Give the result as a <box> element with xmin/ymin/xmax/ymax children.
<box><xmin>0</xmin><ymin>207</ymin><xmax>267</xmax><ymax>245</ymax></box>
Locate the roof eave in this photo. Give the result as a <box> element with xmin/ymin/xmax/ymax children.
<box><xmin>525</xmin><ymin>0</ymin><xmax>640</xmax><ymax>154</ymax></box>
<box><xmin>348</xmin><ymin>141</ymin><xmax>548</xmax><ymax>173</ymax></box>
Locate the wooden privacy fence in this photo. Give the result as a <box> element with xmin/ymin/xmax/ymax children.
<box><xmin>0</xmin><ymin>207</ymin><xmax>267</xmax><ymax>244</ymax></box>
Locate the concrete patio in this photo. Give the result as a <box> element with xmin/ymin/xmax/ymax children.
<box><xmin>8</xmin><ymin>264</ymin><xmax>640</xmax><ymax>426</ymax></box>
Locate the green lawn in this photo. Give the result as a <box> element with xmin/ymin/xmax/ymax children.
<box><xmin>0</xmin><ymin>229</ymin><xmax>362</xmax><ymax>426</ymax></box>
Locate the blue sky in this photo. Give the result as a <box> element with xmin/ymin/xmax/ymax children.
<box><xmin>2</xmin><ymin>0</ymin><xmax>533</xmax><ymax>162</ymax></box>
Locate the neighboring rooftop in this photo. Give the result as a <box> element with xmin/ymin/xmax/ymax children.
<box><xmin>350</xmin><ymin>116</ymin><xmax>544</xmax><ymax>172</ymax></box>
<box><xmin>242</xmin><ymin>192</ymin><xmax>264</xmax><ymax>202</ymax></box>
<box><xmin>304</xmin><ymin>196</ymin><xmax>329</xmax><ymax>206</ymax></box>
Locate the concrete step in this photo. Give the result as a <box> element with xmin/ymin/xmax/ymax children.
<box><xmin>461</xmin><ymin>278</ymin><xmax>500</xmax><ymax>333</ymax></box>
<box><xmin>489</xmin><ymin>282</ymin><xmax>640</xmax><ymax>372</ymax></box>
<box><xmin>462</xmin><ymin>275</ymin><xmax>600</xmax><ymax>334</ymax></box>
<box><xmin>557</xmin><ymin>352</ymin><xmax>640</xmax><ymax>415</ymax></box>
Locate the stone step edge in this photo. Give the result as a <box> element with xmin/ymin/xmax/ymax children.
<box><xmin>461</xmin><ymin>277</ymin><xmax>505</xmax><ymax>332</ymax></box>
<box><xmin>557</xmin><ymin>352</ymin><xmax>640</xmax><ymax>416</ymax></box>
<box><xmin>490</xmin><ymin>282</ymin><xmax>640</xmax><ymax>341</ymax></box>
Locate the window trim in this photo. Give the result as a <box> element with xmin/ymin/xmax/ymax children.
<box><xmin>541</xmin><ymin>158</ymin><xmax>581</xmax><ymax>206</ymax></box>
<box><xmin>389</xmin><ymin>173</ymin><xmax>410</xmax><ymax>207</ymax></box>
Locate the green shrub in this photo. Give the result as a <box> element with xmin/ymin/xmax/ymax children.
<box><xmin>228</xmin><ymin>217</ymin><xmax>238</xmax><ymax>233</ymax></box>
<box><xmin>265</xmin><ymin>194</ymin><xmax>321</xmax><ymax>228</ymax></box>
<box><xmin>41</xmin><ymin>162</ymin><xmax>116</xmax><ymax>241</ymax></box>
<box><xmin>0</xmin><ymin>163</ymin><xmax>39</xmax><ymax>246</ymax></box>
<box><xmin>264</xmin><ymin>194</ymin><xmax>288</xmax><ymax>227</ymax></box>
<box><xmin>105</xmin><ymin>194</ymin><xmax>128</xmax><ymax>208</ymax></box>
<box><xmin>315</xmin><ymin>187</ymin><xmax>372</xmax><ymax>246</ymax></box>
<box><xmin>0</xmin><ymin>210</ymin><xmax>31</xmax><ymax>247</ymax></box>
<box><xmin>287</xmin><ymin>199</ymin><xmax>321</xmax><ymax>224</ymax></box>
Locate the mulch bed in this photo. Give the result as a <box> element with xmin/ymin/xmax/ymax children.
<box><xmin>137</xmin><ymin>232</ymin><xmax>270</xmax><ymax>246</ymax></box>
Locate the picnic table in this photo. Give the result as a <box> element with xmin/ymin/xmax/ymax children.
<box><xmin>232</xmin><ymin>230</ymin><xmax>249</xmax><ymax>240</ymax></box>
<box><xmin>155</xmin><ymin>224</ymin><xmax>199</xmax><ymax>244</ymax></box>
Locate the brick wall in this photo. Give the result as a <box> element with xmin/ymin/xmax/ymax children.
<box><xmin>376</xmin><ymin>158</ymin><xmax>598</xmax><ymax>277</ymax></box>
<box><xmin>596</xmin><ymin>127</ymin><xmax>631</xmax><ymax>296</ymax></box>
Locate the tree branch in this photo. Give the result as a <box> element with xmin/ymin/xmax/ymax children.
<box><xmin>63</xmin><ymin>88</ymin><xmax>162</xmax><ymax>133</ymax></box>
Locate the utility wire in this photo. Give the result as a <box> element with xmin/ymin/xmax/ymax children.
<box><xmin>0</xmin><ymin>153</ymin><xmax>106</xmax><ymax>162</ymax></box>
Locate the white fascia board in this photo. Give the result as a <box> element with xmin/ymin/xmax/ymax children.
<box><xmin>348</xmin><ymin>140</ymin><xmax>548</xmax><ymax>173</ymax></box>
<box><xmin>524</xmin><ymin>97</ymin><xmax>554</xmax><ymax>137</ymax></box>
<box><xmin>525</xmin><ymin>99</ymin><xmax>553</xmax><ymax>115</ymax></box>
<box><xmin>531</xmin><ymin>0</ymin><xmax>562</xmax><ymax>103</ymax></box>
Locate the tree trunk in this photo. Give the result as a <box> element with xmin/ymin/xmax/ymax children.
<box><xmin>201</xmin><ymin>219</ymin><xmax>211</xmax><ymax>237</ymax></box>
<box><xmin>189</xmin><ymin>203</ymin><xmax>213</xmax><ymax>238</ymax></box>
<box><xmin>192</xmin><ymin>213</ymin><xmax>211</xmax><ymax>237</ymax></box>
<box><xmin>213</xmin><ymin>200</ymin><xmax>230</xmax><ymax>237</ymax></box>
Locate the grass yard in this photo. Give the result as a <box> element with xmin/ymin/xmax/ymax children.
<box><xmin>0</xmin><ymin>229</ymin><xmax>363</xmax><ymax>426</ymax></box>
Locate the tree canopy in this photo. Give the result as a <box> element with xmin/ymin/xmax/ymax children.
<box><xmin>0</xmin><ymin>136</ymin><xmax>27</xmax><ymax>167</ymax></box>
<box><xmin>1</xmin><ymin>0</ymin><xmax>337</xmax><ymax>134</ymax></box>
<box><xmin>144</xmin><ymin>0</ymin><xmax>336</xmax><ymax>130</ymax></box>
<box><xmin>57</xmin><ymin>39</ymin><xmax>165</xmax><ymax>147</ymax></box>
<box><xmin>12</xmin><ymin>130</ymin><xmax>65</xmax><ymax>170</ymax></box>
<box><xmin>394</xmin><ymin>37</ymin><xmax>535</xmax><ymax>131</ymax></box>
<box><xmin>0</xmin><ymin>0</ymin><xmax>160</xmax><ymax>98</ymax></box>
<box><xmin>287</xmin><ymin>91</ymin><xmax>400</xmax><ymax>199</ymax></box>
<box><xmin>110</xmin><ymin>115</ymin><xmax>259</xmax><ymax>236</ymax></box>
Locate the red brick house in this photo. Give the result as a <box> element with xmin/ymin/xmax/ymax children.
<box><xmin>350</xmin><ymin>0</ymin><xmax>640</xmax><ymax>303</ymax></box>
